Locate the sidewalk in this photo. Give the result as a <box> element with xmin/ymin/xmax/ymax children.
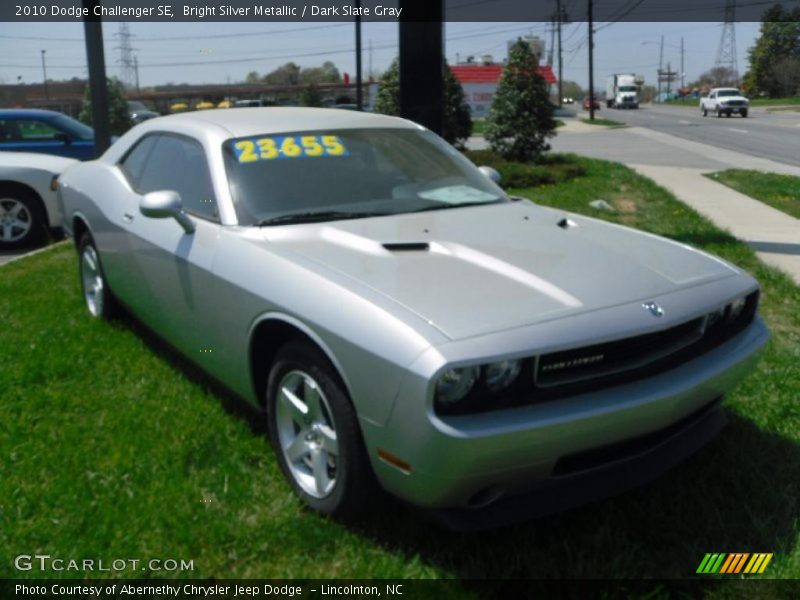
<box><xmin>548</xmin><ymin>120</ymin><xmax>800</xmax><ymax>285</ymax></box>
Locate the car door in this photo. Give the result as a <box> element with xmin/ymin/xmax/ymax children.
<box><xmin>121</xmin><ymin>133</ymin><xmax>224</xmax><ymax>363</ymax></box>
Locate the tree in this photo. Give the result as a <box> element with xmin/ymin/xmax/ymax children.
<box><xmin>299</xmin><ymin>83</ymin><xmax>322</xmax><ymax>107</ymax></box>
<box><xmin>768</xmin><ymin>56</ymin><xmax>800</xmax><ymax>97</ymax></box>
<box><xmin>442</xmin><ymin>64</ymin><xmax>471</xmax><ymax>149</ymax></box>
<box><xmin>373</xmin><ymin>59</ymin><xmax>400</xmax><ymax>116</ymax></box>
<box><xmin>691</xmin><ymin>66</ymin><xmax>739</xmax><ymax>89</ymax></box>
<box><xmin>745</xmin><ymin>4</ymin><xmax>800</xmax><ymax>96</ymax></box>
<box><xmin>485</xmin><ymin>40</ymin><xmax>556</xmax><ymax>162</ymax></box>
<box><xmin>373</xmin><ymin>58</ymin><xmax>472</xmax><ymax>148</ymax></box>
<box><xmin>300</xmin><ymin>61</ymin><xmax>341</xmax><ymax>85</ymax></box>
<box><xmin>263</xmin><ymin>62</ymin><xmax>301</xmax><ymax>86</ymax></box>
<box><xmin>79</xmin><ymin>78</ymin><xmax>132</xmax><ymax>136</ymax></box>
<box><xmin>244</xmin><ymin>71</ymin><xmax>260</xmax><ymax>84</ymax></box>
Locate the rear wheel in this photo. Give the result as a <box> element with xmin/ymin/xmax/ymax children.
<box><xmin>716</xmin><ymin>107</ymin><xmax>722</xmax><ymax>118</ymax></box>
<box><xmin>266</xmin><ymin>341</ymin><xmax>375</xmax><ymax>517</ymax></box>
<box><xmin>702</xmin><ymin>106</ymin><xmax>708</xmax><ymax>117</ymax></box>
<box><xmin>0</xmin><ymin>191</ymin><xmax>44</xmax><ymax>249</ymax></box>
<box><xmin>78</xmin><ymin>234</ymin><xmax>118</xmax><ymax>319</ymax></box>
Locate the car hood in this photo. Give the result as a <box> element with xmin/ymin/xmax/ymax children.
<box><xmin>261</xmin><ymin>202</ymin><xmax>737</xmax><ymax>340</ymax></box>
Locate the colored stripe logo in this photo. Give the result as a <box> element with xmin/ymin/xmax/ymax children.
<box><xmin>696</xmin><ymin>553</ymin><xmax>773</xmax><ymax>574</ymax></box>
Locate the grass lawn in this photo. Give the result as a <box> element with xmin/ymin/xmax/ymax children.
<box><xmin>706</xmin><ymin>170</ymin><xmax>800</xmax><ymax>220</ymax></box>
<box><xmin>580</xmin><ymin>117</ymin><xmax>626</xmax><ymax>128</ymax></box>
<box><xmin>2</xmin><ymin>157</ymin><xmax>799</xmax><ymax>586</ymax></box>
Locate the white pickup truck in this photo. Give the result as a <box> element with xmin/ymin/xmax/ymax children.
<box><xmin>700</xmin><ymin>88</ymin><xmax>749</xmax><ymax>118</ymax></box>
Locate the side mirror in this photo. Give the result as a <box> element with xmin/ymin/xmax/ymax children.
<box><xmin>140</xmin><ymin>190</ymin><xmax>195</xmax><ymax>234</ymax></box>
<box><xmin>479</xmin><ymin>165</ymin><xmax>501</xmax><ymax>184</ymax></box>
<box><xmin>54</xmin><ymin>131</ymin><xmax>72</xmax><ymax>145</ymax></box>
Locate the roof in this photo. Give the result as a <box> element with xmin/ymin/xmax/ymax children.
<box><xmin>0</xmin><ymin>108</ymin><xmax>63</xmax><ymax>118</ymax></box>
<box><xmin>451</xmin><ymin>64</ymin><xmax>557</xmax><ymax>85</ymax></box>
<box><xmin>151</xmin><ymin>107</ymin><xmax>420</xmax><ymax>138</ymax></box>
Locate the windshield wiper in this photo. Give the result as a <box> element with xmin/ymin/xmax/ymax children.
<box><xmin>257</xmin><ymin>210</ymin><xmax>387</xmax><ymax>226</ymax></box>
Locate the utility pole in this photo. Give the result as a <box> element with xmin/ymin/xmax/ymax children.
<box><xmin>680</xmin><ymin>36</ymin><xmax>685</xmax><ymax>90</ymax></box>
<box><xmin>369</xmin><ymin>39</ymin><xmax>373</xmax><ymax>79</ymax></box>
<box><xmin>557</xmin><ymin>0</ymin><xmax>564</xmax><ymax>106</ymax></box>
<box><xmin>588</xmin><ymin>0</ymin><xmax>595</xmax><ymax>120</ymax></box>
<box><xmin>547</xmin><ymin>17</ymin><xmax>555</xmax><ymax>66</ymax></box>
<box><xmin>355</xmin><ymin>0</ymin><xmax>363</xmax><ymax>110</ymax></box>
<box><xmin>657</xmin><ymin>34</ymin><xmax>664</xmax><ymax>102</ymax></box>
<box><xmin>133</xmin><ymin>55</ymin><xmax>140</xmax><ymax>92</ymax></box>
<box><xmin>40</xmin><ymin>50</ymin><xmax>48</xmax><ymax>100</ymax></box>
<box><xmin>82</xmin><ymin>0</ymin><xmax>111</xmax><ymax>156</ymax></box>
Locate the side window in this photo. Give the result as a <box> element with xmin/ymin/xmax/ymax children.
<box><xmin>137</xmin><ymin>135</ymin><xmax>218</xmax><ymax>221</ymax></box>
<box><xmin>119</xmin><ymin>135</ymin><xmax>158</xmax><ymax>189</ymax></box>
<box><xmin>0</xmin><ymin>119</ymin><xmax>58</xmax><ymax>142</ymax></box>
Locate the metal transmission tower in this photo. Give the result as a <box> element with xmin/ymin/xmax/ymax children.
<box><xmin>115</xmin><ymin>23</ymin><xmax>137</xmax><ymax>89</ymax></box>
<box><xmin>715</xmin><ymin>0</ymin><xmax>739</xmax><ymax>83</ymax></box>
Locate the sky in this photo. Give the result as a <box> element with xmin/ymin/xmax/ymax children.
<box><xmin>0</xmin><ymin>20</ymin><xmax>761</xmax><ymax>91</ymax></box>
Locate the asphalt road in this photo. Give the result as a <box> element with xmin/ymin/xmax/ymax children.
<box><xmin>590</xmin><ymin>103</ymin><xmax>800</xmax><ymax>167</ymax></box>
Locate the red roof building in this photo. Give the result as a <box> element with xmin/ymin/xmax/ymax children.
<box><xmin>451</xmin><ymin>64</ymin><xmax>557</xmax><ymax>85</ymax></box>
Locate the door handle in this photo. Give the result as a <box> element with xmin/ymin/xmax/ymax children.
<box><xmin>122</xmin><ymin>213</ymin><xmax>134</xmax><ymax>224</ymax></box>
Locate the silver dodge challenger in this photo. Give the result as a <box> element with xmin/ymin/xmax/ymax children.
<box><xmin>58</xmin><ymin>108</ymin><xmax>769</xmax><ymax>527</ymax></box>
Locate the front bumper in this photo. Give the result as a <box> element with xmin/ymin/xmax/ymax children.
<box><xmin>364</xmin><ymin>316</ymin><xmax>768</xmax><ymax>514</ymax></box>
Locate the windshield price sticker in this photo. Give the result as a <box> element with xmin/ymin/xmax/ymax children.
<box><xmin>234</xmin><ymin>135</ymin><xmax>348</xmax><ymax>163</ymax></box>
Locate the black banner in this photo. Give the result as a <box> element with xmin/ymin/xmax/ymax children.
<box><xmin>3</xmin><ymin>0</ymin><xmax>800</xmax><ymax>23</ymax></box>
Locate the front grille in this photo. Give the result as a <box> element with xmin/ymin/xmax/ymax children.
<box><xmin>724</xmin><ymin>100</ymin><xmax>745</xmax><ymax>106</ymax></box>
<box><xmin>536</xmin><ymin>318</ymin><xmax>704</xmax><ymax>387</ymax></box>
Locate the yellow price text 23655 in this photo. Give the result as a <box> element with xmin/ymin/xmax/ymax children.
<box><xmin>234</xmin><ymin>135</ymin><xmax>348</xmax><ymax>163</ymax></box>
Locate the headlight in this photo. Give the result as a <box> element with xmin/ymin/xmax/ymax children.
<box><xmin>435</xmin><ymin>367</ymin><xmax>479</xmax><ymax>405</ymax></box>
<box><xmin>484</xmin><ymin>360</ymin><xmax>522</xmax><ymax>392</ymax></box>
<box><xmin>729</xmin><ymin>296</ymin><xmax>747</xmax><ymax>320</ymax></box>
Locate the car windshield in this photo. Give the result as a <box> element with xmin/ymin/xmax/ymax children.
<box><xmin>717</xmin><ymin>89</ymin><xmax>742</xmax><ymax>97</ymax></box>
<box><xmin>619</xmin><ymin>86</ymin><xmax>637</xmax><ymax>92</ymax></box>
<box><xmin>127</xmin><ymin>101</ymin><xmax>148</xmax><ymax>111</ymax></box>
<box><xmin>51</xmin><ymin>114</ymin><xmax>94</xmax><ymax>140</ymax></box>
<box><xmin>223</xmin><ymin>127</ymin><xmax>507</xmax><ymax>225</ymax></box>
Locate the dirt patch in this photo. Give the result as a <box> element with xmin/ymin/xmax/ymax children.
<box><xmin>613</xmin><ymin>198</ymin><xmax>638</xmax><ymax>213</ymax></box>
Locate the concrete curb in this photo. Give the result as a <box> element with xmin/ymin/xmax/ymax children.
<box><xmin>0</xmin><ymin>240</ymin><xmax>70</xmax><ymax>268</ymax></box>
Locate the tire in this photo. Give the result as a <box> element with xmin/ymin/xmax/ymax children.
<box><xmin>702</xmin><ymin>106</ymin><xmax>708</xmax><ymax>116</ymax></box>
<box><xmin>742</xmin><ymin>110</ymin><xmax>748</xmax><ymax>118</ymax></box>
<box><xmin>725</xmin><ymin>112</ymin><xmax>731</xmax><ymax>118</ymax></box>
<box><xmin>266</xmin><ymin>340</ymin><xmax>375</xmax><ymax>518</ymax></box>
<box><xmin>78</xmin><ymin>234</ymin><xmax>118</xmax><ymax>319</ymax></box>
<box><xmin>0</xmin><ymin>189</ymin><xmax>45</xmax><ymax>249</ymax></box>
<box><xmin>716</xmin><ymin>108</ymin><xmax>722</xmax><ymax>118</ymax></box>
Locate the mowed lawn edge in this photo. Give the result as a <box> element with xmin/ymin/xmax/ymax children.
<box><xmin>705</xmin><ymin>169</ymin><xmax>800</xmax><ymax>221</ymax></box>
<box><xmin>1</xmin><ymin>155</ymin><xmax>798</xmax><ymax>584</ymax></box>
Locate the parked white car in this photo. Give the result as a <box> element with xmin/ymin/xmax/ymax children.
<box><xmin>0</xmin><ymin>151</ymin><xmax>77</xmax><ymax>248</ymax></box>
<box><xmin>700</xmin><ymin>88</ymin><xmax>749</xmax><ymax>118</ymax></box>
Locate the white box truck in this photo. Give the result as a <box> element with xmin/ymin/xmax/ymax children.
<box><xmin>606</xmin><ymin>74</ymin><xmax>639</xmax><ymax>109</ymax></box>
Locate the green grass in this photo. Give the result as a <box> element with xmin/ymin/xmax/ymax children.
<box><xmin>705</xmin><ymin>170</ymin><xmax>800</xmax><ymax>220</ymax></box>
<box><xmin>750</xmin><ymin>96</ymin><xmax>800</xmax><ymax>107</ymax></box>
<box><xmin>581</xmin><ymin>117</ymin><xmax>626</xmax><ymax>128</ymax></box>
<box><xmin>2</xmin><ymin>157</ymin><xmax>799</xmax><ymax>586</ymax></box>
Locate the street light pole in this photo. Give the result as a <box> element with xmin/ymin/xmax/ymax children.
<box><xmin>557</xmin><ymin>0</ymin><xmax>563</xmax><ymax>107</ymax></box>
<box><xmin>40</xmin><ymin>50</ymin><xmax>49</xmax><ymax>100</ymax></box>
<box><xmin>680</xmin><ymin>36</ymin><xmax>685</xmax><ymax>90</ymax></box>
<box><xmin>354</xmin><ymin>0</ymin><xmax>363</xmax><ymax>110</ymax></box>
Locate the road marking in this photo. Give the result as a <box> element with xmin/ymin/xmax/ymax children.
<box><xmin>729</xmin><ymin>128</ymin><xmax>748</xmax><ymax>133</ymax></box>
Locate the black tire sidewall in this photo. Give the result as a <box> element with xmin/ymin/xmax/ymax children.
<box><xmin>0</xmin><ymin>190</ymin><xmax>45</xmax><ymax>249</ymax></box>
<box><xmin>265</xmin><ymin>341</ymin><xmax>372</xmax><ymax>517</ymax></box>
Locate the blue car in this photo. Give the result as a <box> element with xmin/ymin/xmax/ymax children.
<box><xmin>0</xmin><ymin>109</ymin><xmax>97</xmax><ymax>160</ymax></box>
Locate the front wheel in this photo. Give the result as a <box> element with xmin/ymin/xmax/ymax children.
<box><xmin>702</xmin><ymin>106</ymin><xmax>708</xmax><ymax>117</ymax></box>
<box><xmin>741</xmin><ymin>110</ymin><xmax>748</xmax><ymax>118</ymax></box>
<box><xmin>266</xmin><ymin>341</ymin><xmax>375</xmax><ymax>518</ymax></box>
<box><xmin>0</xmin><ymin>191</ymin><xmax>44</xmax><ymax>249</ymax></box>
<box><xmin>78</xmin><ymin>234</ymin><xmax>118</xmax><ymax>319</ymax></box>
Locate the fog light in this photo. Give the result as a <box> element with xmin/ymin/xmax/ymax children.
<box><xmin>485</xmin><ymin>360</ymin><xmax>522</xmax><ymax>392</ymax></box>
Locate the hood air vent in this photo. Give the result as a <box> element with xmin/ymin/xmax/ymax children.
<box><xmin>382</xmin><ymin>242</ymin><xmax>430</xmax><ymax>252</ymax></box>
